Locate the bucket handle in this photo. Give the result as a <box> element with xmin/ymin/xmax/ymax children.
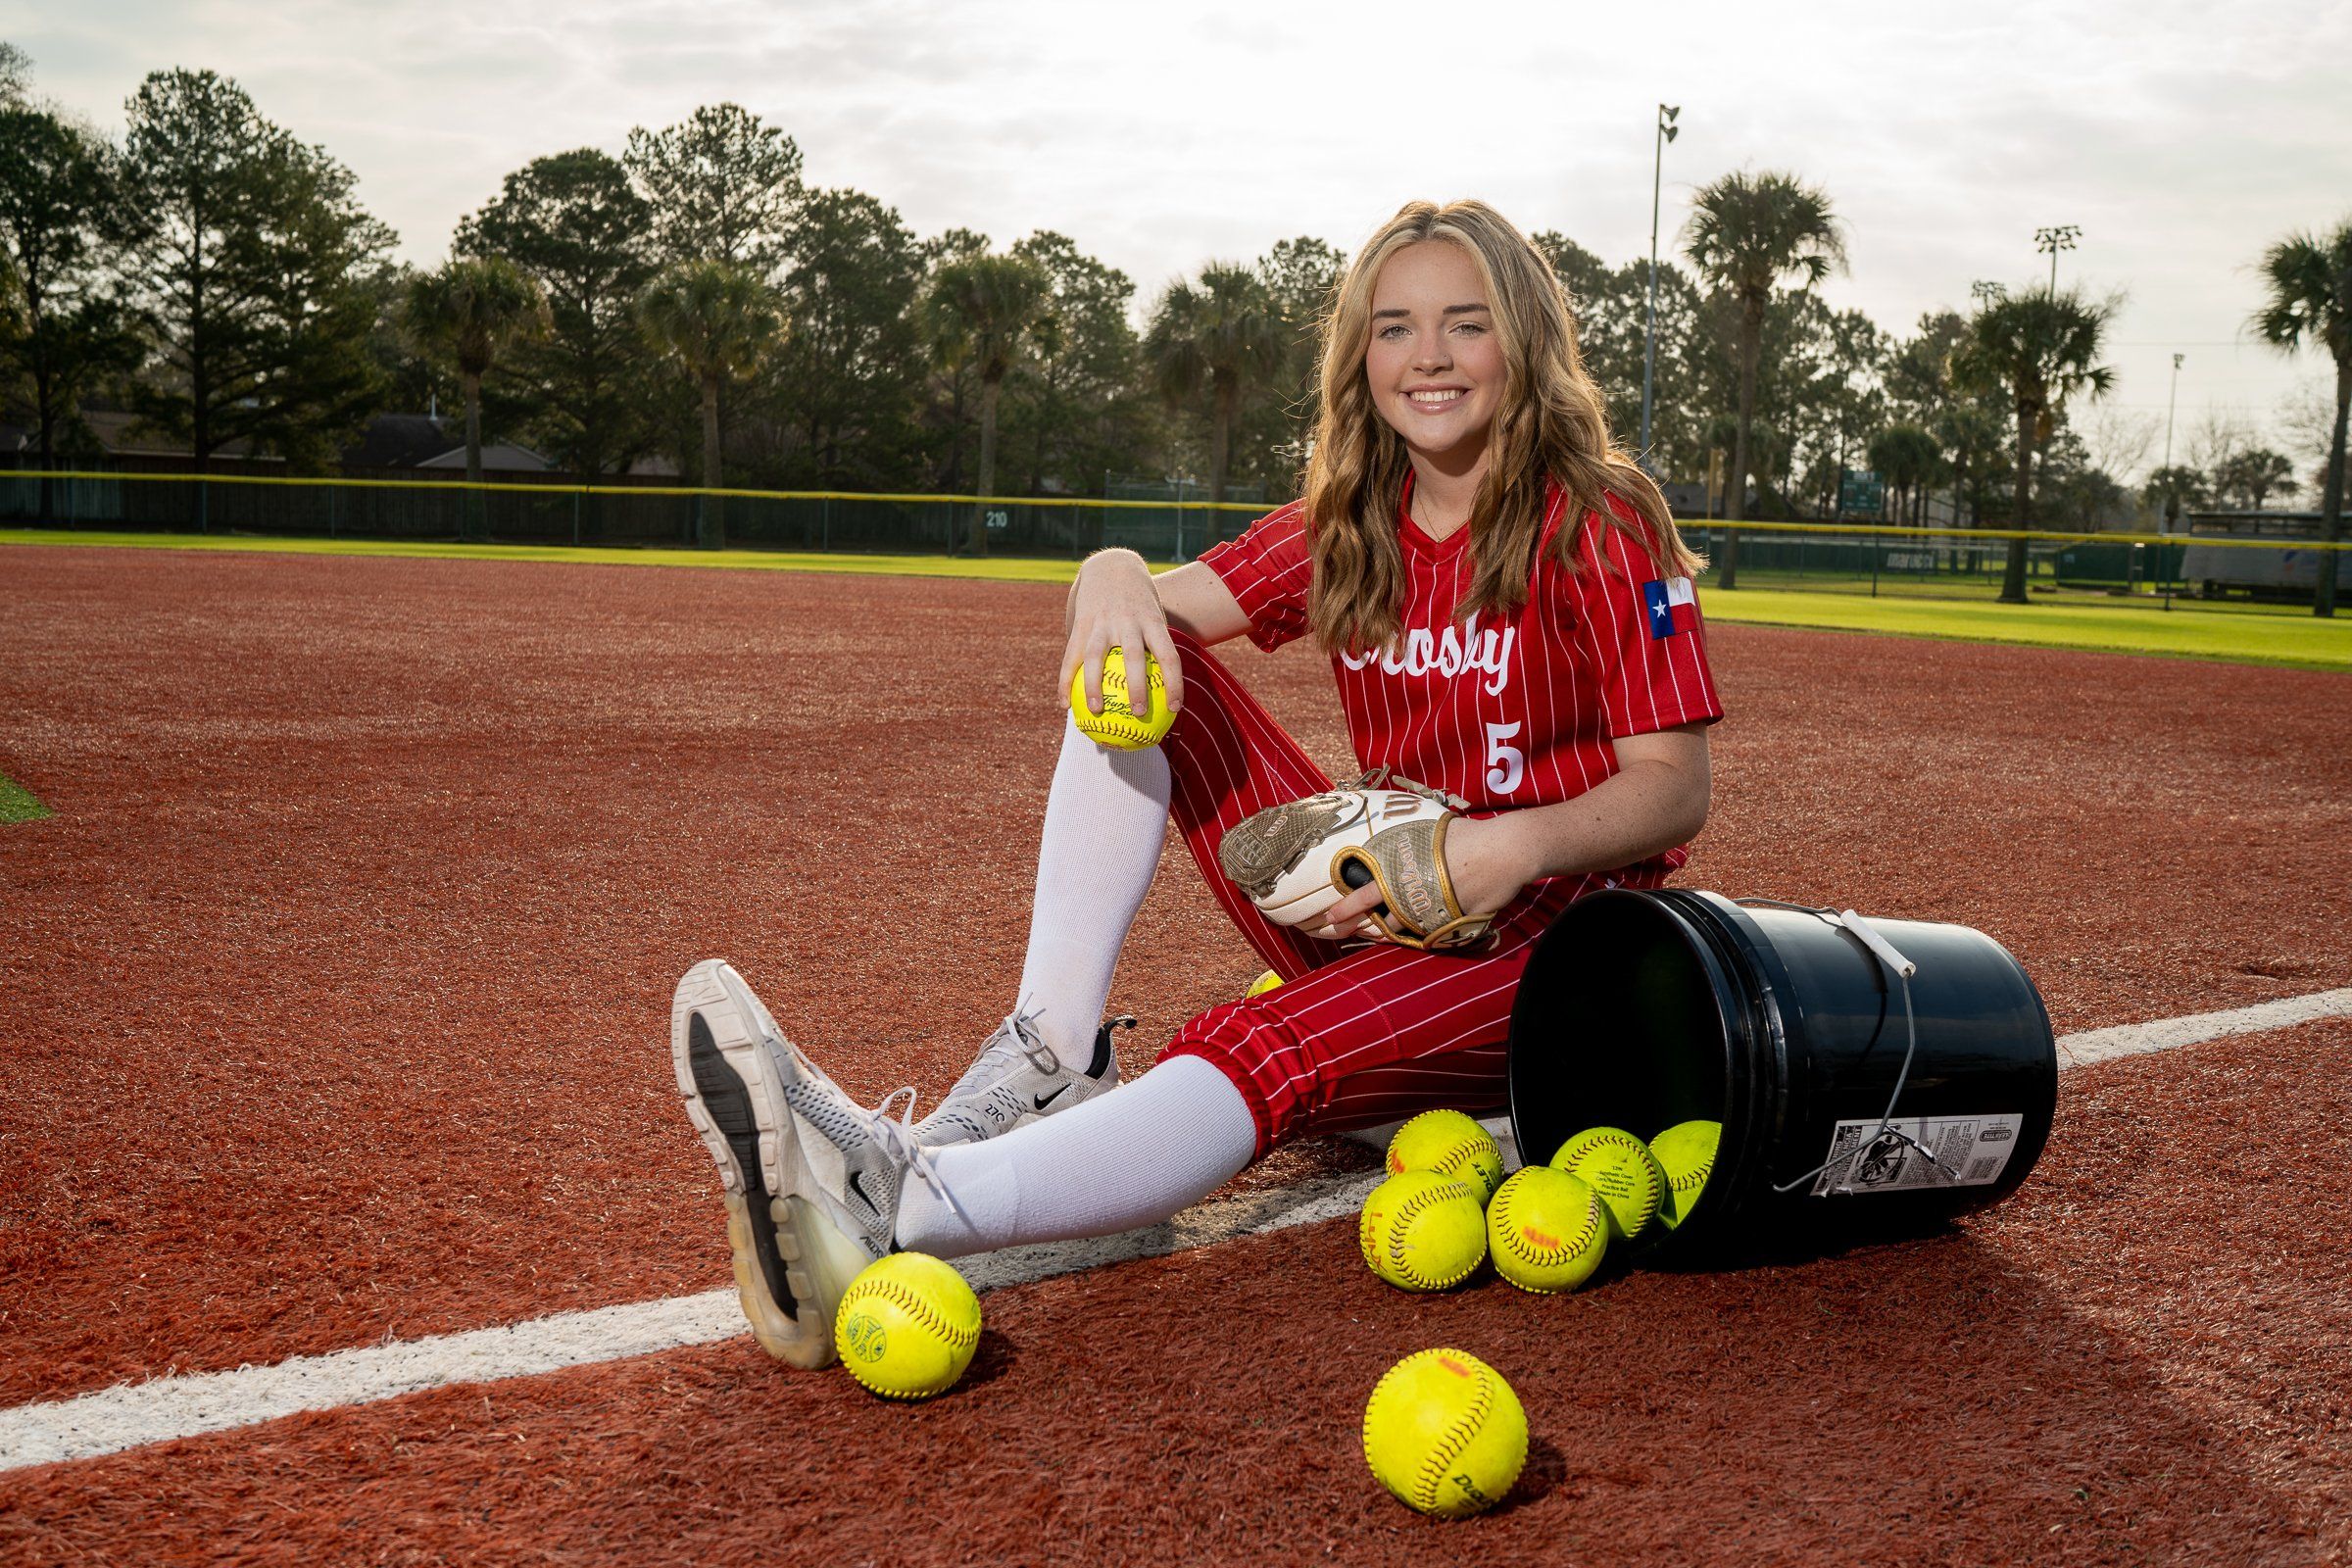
<box><xmin>1732</xmin><ymin>898</ymin><xmax>1917</xmax><ymax>978</ymax></box>
<box><xmin>1735</xmin><ymin>900</ymin><xmax>1958</xmax><ymax>1195</ymax></box>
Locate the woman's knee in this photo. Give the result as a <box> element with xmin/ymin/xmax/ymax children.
<box><xmin>1158</xmin><ymin>1001</ymin><xmax>1288</xmax><ymax>1156</ymax></box>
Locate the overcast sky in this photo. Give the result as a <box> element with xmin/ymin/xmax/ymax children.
<box><xmin>9</xmin><ymin>0</ymin><xmax>2349</xmax><ymax>479</ymax></box>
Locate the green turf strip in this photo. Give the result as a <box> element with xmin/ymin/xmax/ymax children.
<box><xmin>5</xmin><ymin>527</ymin><xmax>2346</xmax><ymax>672</ymax></box>
<box><xmin>1697</xmin><ymin>588</ymin><xmax>2350</xmax><ymax>673</ymax></box>
<box><xmin>0</xmin><ymin>772</ymin><xmax>50</xmax><ymax>824</ymax></box>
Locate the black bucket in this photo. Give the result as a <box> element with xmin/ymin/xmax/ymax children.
<box><xmin>1506</xmin><ymin>890</ymin><xmax>2056</xmax><ymax>1260</ymax></box>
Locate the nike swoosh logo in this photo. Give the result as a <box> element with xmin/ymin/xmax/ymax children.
<box><xmin>1033</xmin><ymin>1085</ymin><xmax>1070</xmax><ymax>1111</ymax></box>
<box><xmin>846</xmin><ymin>1170</ymin><xmax>873</xmax><ymax>1212</ymax></box>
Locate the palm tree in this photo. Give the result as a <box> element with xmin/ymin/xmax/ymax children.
<box><xmin>1700</xmin><ymin>413</ymin><xmax>1742</xmax><ymax>516</ymax></box>
<box><xmin>1682</xmin><ymin>171</ymin><xmax>1847</xmax><ymax>587</ymax></box>
<box><xmin>636</xmin><ymin>258</ymin><xmax>785</xmax><ymax>549</ymax></box>
<box><xmin>1143</xmin><ymin>263</ymin><xmax>1283</xmax><ymax>540</ymax></box>
<box><xmin>1866</xmin><ymin>423</ymin><xmax>1943</xmax><ymax>524</ymax></box>
<box><xmin>2251</xmin><ymin>219</ymin><xmax>2352</xmax><ymax>617</ymax></box>
<box><xmin>2143</xmin><ymin>465</ymin><xmax>2207</xmax><ymax>527</ymax></box>
<box><xmin>923</xmin><ymin>252</ymin><xmax>1057</xmax><ymax>556</ymax></box>
<box><xmin>2214</xmin><ymin>448</ymin><xmax>2295</xmax><ymax>513</ymax></box>
<box><xmin>403</xmin><ymin>256</ymin><xmax>550</xmax><ymax>540</ymax></box>
<box><xmin>1934</xmin><ymin>397</ymin><xmax>2006</xmax><ymax>526</ymax></box>
<box><xmin>1949</xmin><ymin>287</ymin><xmax>2117</xmax><ymax>603</ymax></box>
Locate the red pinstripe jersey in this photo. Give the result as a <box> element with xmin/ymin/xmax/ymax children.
<box><xmin>1198</xmin><ymin>473</ymin><xmax>1723</xmax><ymax>875</ymax></box>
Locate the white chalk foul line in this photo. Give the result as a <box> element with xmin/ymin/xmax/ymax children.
<box><xmin>0</xmin><ymin>1172</ymin><xmax>1384</xmax><ymax>1473</ymax></box>
<box><xmin>6</xmin><ymin>986</ymin><xmax>2347</xmax><ymax>1473</ymax></box>
<box><xmin>2053</xmin><ymin>988</ymin><xmax>2351</xmax><ymax>1068</ymax></box>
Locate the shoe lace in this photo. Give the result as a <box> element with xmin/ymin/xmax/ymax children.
<box><xmin>1348</xmin><ymin>766</ymin><xmax>1470</xmax><ymax>813</ymax></box>
<box><xmin>947</xmin><ymin>1002</ymin><xmax>1057</xmax><ymax>1096</ymax></box>
<box><xmin>865</xmin><ymin>1086</ymin><xmax>966</xmax><ymax>1224</ymax></box>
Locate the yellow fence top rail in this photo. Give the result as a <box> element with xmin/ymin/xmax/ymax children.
<box><xmin>1684</xmin><ymin>516</ymin><xmax>2351</xmax><ymax>550</ymax></box>
<box><xmin>0</xmin><ymin>469</ymin><xmax>1278</xmax><ymax>513</ymax></box>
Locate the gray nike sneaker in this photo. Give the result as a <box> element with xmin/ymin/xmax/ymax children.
<box><xmin>672</xmin><ymin>958</ymin><xmax>951</xmax><ymax>1368</ymax></box>
<box><xmin>913</xmin><ymin>1010</ymin><xmax>1135</xmax><ymax>1147</ymax></box>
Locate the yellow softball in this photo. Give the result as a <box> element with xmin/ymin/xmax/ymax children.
<box><xmin>1385</xmin><ymin>1109</ymin><xmax>1506</xmax><ymax>1204</ymax></box>
<box><xmin>1358</xmin><ymin>1168</ymin><xmax>1487</xmax><ymax>1292</ymax></box>
<box><xmin>1362</xmin><ymin>1348</ymin><xmax>1529</xmax><ymax>1518</ymax></box>
<box><xmin>1070</xmin><ymin>646</ymin><xmax>1174</xmax><ymax>750</ymax></box>
<box><xmin>834</xmin><ymin>1252</ymin><xmax>982</xmax><ymax>1400</ymax></box>
<box><xmin>1243</xmin><ymin>968</ymin><xmax>1284</xmax><ymax>999</ymax></box>
<box><xmin>1485</xmin><ymin>1165</ymin><xmax>1609</xmax><ymax>1294</ymax></box>
<box><xmin>1549</xmin><ymin>1126</ymin><xmax>1668</xmax><ymax>1244</ymax></box>
<box><xmin>1649</xmin><ymin>1119</ymin><xmax>1722</xmax><ymax>1231</ymax></box>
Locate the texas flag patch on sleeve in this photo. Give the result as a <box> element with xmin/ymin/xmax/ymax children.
<box><xmin>1642</xmin><ymin>576</ymin><xmax>1698</xmax><ymax>639</ymax></box>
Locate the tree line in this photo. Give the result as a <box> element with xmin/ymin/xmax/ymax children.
<box><xmin>3</xmin><ymin>48</ymin><xmax>2347</xmax><ymax>607</ymax></box>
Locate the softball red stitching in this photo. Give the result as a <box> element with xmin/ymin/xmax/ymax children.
<box><xmin>1490</xmin><ymin>1179</ymin><xmax>1600</xmax><ymax>1267</ymax></box>
<box><xmin>1411</xmin><ymin>1353</ymin><xmax>1496</xmax><ymax>1512</ymax></box>
<box><xmin>843</xmin><ymin>1278</ymin><xmax>979</xmax><ymax>1351</ymax></box>
<box><xmin>1370</xmin><ymin>1178</ymin><xmax>1477</xmax><ymax>1288</ymax></box>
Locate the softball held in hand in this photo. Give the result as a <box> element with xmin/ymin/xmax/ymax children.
<box><xmin>1362</xmin><ymin>1348</ymin><xmax>1529</xmax><ymax>1518</ymax></box>
<box><xmin>835</xmin><ymin>1252</ymin><xmax>983</xmax><ymax>1399</ymax></box>
<box><xmin>1070</xmin><ymin>646</ymin><xmax>1173</xmax><ymax>750</ymax></box>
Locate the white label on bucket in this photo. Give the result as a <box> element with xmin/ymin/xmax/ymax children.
<box><xmin>1810</xmin><ymin>1113</ymin><xmax>2026</xmax><ymax>1197</ymax></box>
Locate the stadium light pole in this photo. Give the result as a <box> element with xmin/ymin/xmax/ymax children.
<box><xmin>2158</xmin><ymin>351</ymin><xmax>2186</xmax><ymax>609</ymax></box>
<box><xmin>2034</xmin><ymin>224</ymin><xmax>2081</xmax><ymax>292</ymax></box>
<box><xmin>1640</xmin><ymin>104</ymin><xmax>1680</xmax><ymax>469</ymax></box>
<box><xmin>2162</xmin><ymin>352</ymin><xmax>2185</xmax><ymax>532</ymax></box>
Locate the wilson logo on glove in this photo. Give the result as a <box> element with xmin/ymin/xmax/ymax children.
<box><xmin>1216</xmin><ymin>770</ymin><xmax>1496</xmax><ymax>952</ymax></box>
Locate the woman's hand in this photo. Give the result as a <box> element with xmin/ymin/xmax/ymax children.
<box><xmin>1300</xmin><ymin>725</ymin><xmax>1713</xmax><ymax>944</ymax></box>
<box><xmin>1297</xmin><ymin>814</ymin><xmax>1535</xmax><ymax>945</ymax></box>
<box><xmin>1061</xmin><ymin>549</ymin><xmax>1185</xmax><ymax>720</ymax></box>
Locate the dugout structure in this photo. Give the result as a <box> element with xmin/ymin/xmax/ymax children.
<box><xmin>2179</xmin><ymin>511</ymin><xmax>2352</xmax><ymax>601</ymax></box>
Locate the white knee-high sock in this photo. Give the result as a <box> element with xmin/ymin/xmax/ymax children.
<box><xmin>897</xmin><ymin>1054</ymin><xmax>1257</xmax><ymax>1258</ymax></box>
<box><xmin>1013</xmin><ymin>721</ymin><xmax>1171</xmax><ymax>1067</ymax></box>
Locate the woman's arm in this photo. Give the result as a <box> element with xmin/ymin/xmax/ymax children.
<box><xmin>1299</xmin><ymin>723</ymin><xmax>1713</xmax><ymax>941</ymax></box>
<box><xmin>1059</xmin><ymin>550</ymin><xmax>1252</xmax><ymax>718</ymax></box>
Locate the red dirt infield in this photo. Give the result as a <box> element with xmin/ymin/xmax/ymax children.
<box><xmin>1</xmin><ymin>544</ymin><xmax>2345</xmax><ymax>1564</ymax></box>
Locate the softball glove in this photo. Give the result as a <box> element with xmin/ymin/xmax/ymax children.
<box><xmin>1216</xmin><ymin>769</ymin><xmax>1496</xmax><ymax>952</ymax></box>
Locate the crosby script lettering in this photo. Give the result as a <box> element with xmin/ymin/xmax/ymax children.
<box><xmin>1340</xmin><ymin>612</ymin><xmax>1516</xmax><ymax>696</ymax></box>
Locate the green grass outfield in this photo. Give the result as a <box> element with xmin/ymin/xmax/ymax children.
<box><xmin>1</xmin><ymin>771</ymin><xmax>51</xmax><ymax>824</ymax></box>
<box><xmin>5</xmin><ymin>527</ymin><xmax>2346</xmax><ymax>673</ymax></box>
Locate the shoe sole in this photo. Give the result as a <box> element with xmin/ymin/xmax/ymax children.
<box><xmin>722</xmin><ymin>959</ymin><xmax>889</xmax><ymax>1346</ymax></box>
<box><xmin>670</xmin><ymin>959</ymin><xmax>838</xmax><ymax>1369</ymax></box>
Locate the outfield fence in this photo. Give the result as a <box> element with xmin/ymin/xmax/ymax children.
<box><xmin>3</xmin><ymin>469</ymin><xmax>2344</xmax><ymax>607</ymax></box>
<box><xmin>0</xmin><ymin>468</ymin><xmax>1260</xmax><ymax>561</ymax></box>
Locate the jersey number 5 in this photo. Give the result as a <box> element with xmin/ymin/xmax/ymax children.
<box><xmin>1484</xmin><ymin>720</ymin><xmax>1525</xmax><ymax>795</ymax></box>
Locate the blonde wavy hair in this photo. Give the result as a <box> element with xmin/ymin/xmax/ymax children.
<box><xmin>1301</xmin><ymin>198</ymin><xmax>1702</xmax><ymax>653</ymax></box>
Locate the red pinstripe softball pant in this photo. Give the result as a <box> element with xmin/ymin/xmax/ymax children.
<box><xmin>1153</xmin><ymin>628</ymin><xmax>1660</xmax><ymax>1158</ymax></box>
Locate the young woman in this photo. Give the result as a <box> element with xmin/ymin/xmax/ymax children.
<box><xmin>671</xmin><ymin>198</ymin><xmax>1722</xmax><ymax>1369</ymax></box>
